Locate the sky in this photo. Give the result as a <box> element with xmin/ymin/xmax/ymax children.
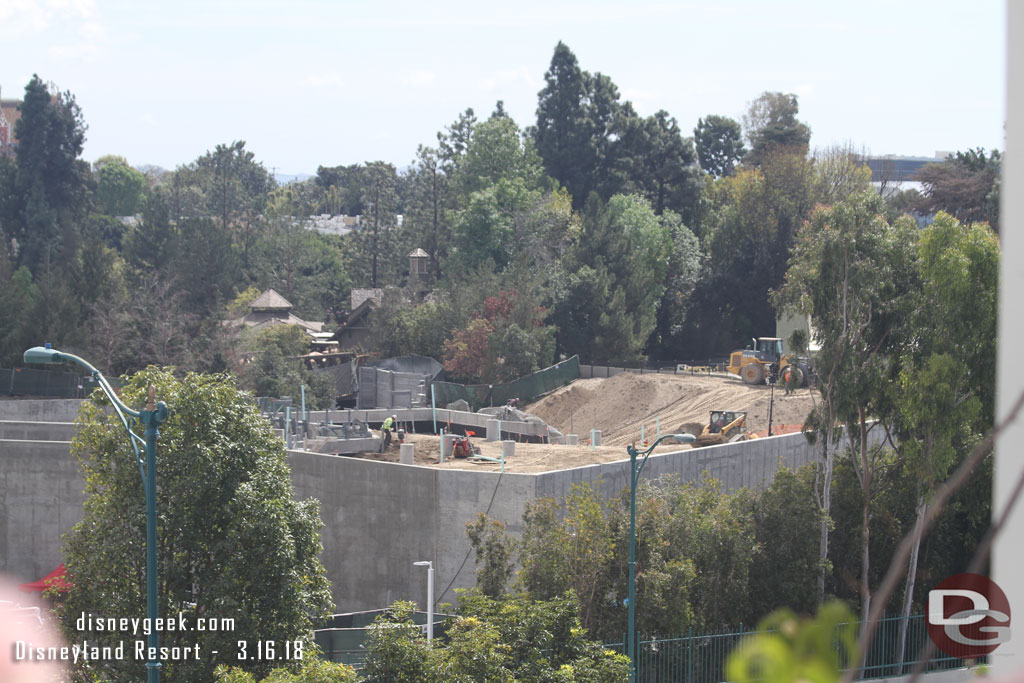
<box><xmin>2</xmin><ymin>0</ymin><xmax>1007</xmax><ymax>177</ymax></box>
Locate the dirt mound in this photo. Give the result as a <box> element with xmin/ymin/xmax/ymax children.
<box><xmin>526</xmin><ymin>373</ymin><xmax>817</xmax><ymax>446</ymax></box>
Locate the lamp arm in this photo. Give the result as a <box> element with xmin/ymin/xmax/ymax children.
<box><xmin>59</xmin><ymin>352</ymin><xmax>149</xmax><ymax>479</ymax></box>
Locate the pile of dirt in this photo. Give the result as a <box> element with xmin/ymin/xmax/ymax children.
<box><xmin>343</xmin><ymin>373</ymin><xmax>818</xmax><ymax>473</ymax></box>
<box><xmin>525</xmin><ymin>372</ymin><xmax>817</xmax><ymax>446</ymax></box>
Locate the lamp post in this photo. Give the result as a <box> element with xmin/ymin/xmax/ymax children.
<box><xmin>624</xmin><ymin>432</ymin><xmax>694</xmax><ymax>682</ymax></box>
<box><xmin>25</xmin><ymin>344</ymin><xmax>167</xmax><ymax>683</ymax></box>
<box><xmin>413</xmin><ymin>560</ymin><xmax>434</xmax><ymax>642</ymax></box>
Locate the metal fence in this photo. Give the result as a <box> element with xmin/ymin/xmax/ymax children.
<box><xmin>604</xmin><ymin>614</ymin><xmax>974</xmax><ymax>683</ymax></box>
<box><xmin>1</xmin><ymin>367</ymin><xmax>102</xmax><ymax>398</ymax></box>
<box><xmin>431</xmin><ymin>355</ymin><xmax>581</xmax><ymax>411</ymax></box>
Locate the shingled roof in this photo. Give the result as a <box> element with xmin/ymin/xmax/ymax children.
<box><xmin>250</xmin><ymin>289</ymin><xmax>293</xmax><ymax>311</ymax></box>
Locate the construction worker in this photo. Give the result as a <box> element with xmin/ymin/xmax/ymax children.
<box><xmin>381</xmin><ymin>415</ymin><xmax>396</xmax><ymax>451</ymax></box>
<box><xmin>783</xmin><ymin>367</ymin><xmax>795</xmax><ymax>395</ymax></box>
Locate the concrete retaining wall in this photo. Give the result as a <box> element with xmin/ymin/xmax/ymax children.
<box><xmin>1</xmin><ymin>424</ymin><xmax>869</xmax><ymax>612</ymax></box>
<box><xmin>0</xmin><ymin>421</ymin><xmax>77</xmax><ymax>441</ymax></box>
<box><xmin>0</xmin><ymin>440</ymin><xmax>86</xmax><ymax>582</ymax></box>
<box><xmin>0</xmin><ymin>399</ymin><xmax>84</xmax><ymax>423</ymax></box>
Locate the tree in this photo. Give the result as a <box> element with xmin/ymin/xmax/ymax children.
<box><xmin>361</xmin><ymin>594</ymin><xmax>631</xmax><ymax>683</ymax></box>
<box><xmin>774</xmin><ymin>191</ymin><xmax>919</xmax><ymax>609</ymax></box>
<box><xmin>553</xmin><ymin>194</ymin><xmax>671</xmax><ymax>363</ymax></box>
<box><xmin>890</xmin><ymin>213</ymin><xmax>998</xmax><ymax>664</ymax></box>
<box><xmin>405</xmin><ymin>145</ymin><xmax>451</xmax><ymax>279</ymax></box>
<box><xmin>59</xmin><ymin>369</ymin><xmax>332</xmax><ymax>681</ymax></box>
<box><xmin>695</xmin><ymin>115</ymin><xmax>746</xmax><ymax>178</ymax></box>
<box><xmin>742</xmin><ymin>92</ymin><xmax>811</xmax><ymax>166</ymax></box>
<box><xmin>2</xmin><ymin>75</ymin><xmax>92</xmax><ymax>271</ymax></box>
<box><xmin>237</xmin><ymin>324</ymin><xmax>333</xmax><ymax>407</ymax></box>
<box><xmin>447</xmin><ymin>116</ymin><xmax>570</xmax><ymax>274</ymax></box>
<box><xmin>94</xmin><ymin>154</ymin><xmax>146</xmax><ymax>216</ymax></box>
<box><xmin>172</xmin><ymin>141</ymin><xmax>275</xmax><ymax>270</ymax></box>
<box><xmin>356</xmin><ymin>161</ymin><xmax>400</xmax><ymax>288</ymax></box>
<box><xmin>914</xmin><ymin>148</ymin><xmax>1001</xmax><ymax>233</ymax></box>
<box><xmin>534</xmin><ymin>42</ymin><xmax>625</xmax><ymax>207</ymax></box>
<box><xmin>623</xmin><ymin>110</ymin><xmax>702</xmax><ymax>222</ymax></box>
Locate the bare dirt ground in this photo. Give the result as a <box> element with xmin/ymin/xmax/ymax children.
<box><xmin>350</xmin><ymin>373</ymin><xmax>818</xmax><ymax>473</ymax></box>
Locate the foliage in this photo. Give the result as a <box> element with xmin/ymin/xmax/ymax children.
<box><xmin>1</xmin><ymin>74</ymin><xmax>92</xmax><ymax>273</ymax></box>
<box><xmin>533</xmin><ymin>42</ymin><xmax>625</xmax><ymax>208</ymax></box>
<box><xmin>59</xmin><ymin>369</ymin><xmax>332</xmax><ymax>681</ymax></box>
<box><xmin>466</xmin><ymin>513</ymin><xmax>517</xmax><ymax>598</ymax></box>
<box><xmin>695</xmin><ymin>115</ymin><xmax>746</xmax><ymax>178</ymax></box>
<box><xmin>94</xmin><ymin>155</ymin><xmax>146</xmax><ymax>216</ymax></box>
<box><xmin>214</xmin><ymin>657</ymin><xmax>357</xmax><ymax>682</ymax></box>
<box><xmin>726</xmin><ymin>602</ymin><xmax>859</xmax><ymax>683</ymax></box>
<box><xmin>361</xmin><ymin>594</ymin><xmax>631</xmax><ymax>682</ymax></box>
<box><xmin>742</xmin><ymin>91</ymin><xmax>812</xmax><ymax>166</ymax></box>
<box><xmin>915</xmin><ymin>148</ymin><xmax>1001</xmax><ymax>233</ymax></box>
<box><xmin>441</xmin><ymin>288</ymin><xmax>555</xmax><ymax>384</ymax></box>
<box><xmin>553</xmin><ymin>194</ymin><xmax>671</xmax><ymax>363</ymax></box>
<box><xmin>237</xmin><ymin>324</ymin><xmax>333</xmax><ymax>408</ymax></box>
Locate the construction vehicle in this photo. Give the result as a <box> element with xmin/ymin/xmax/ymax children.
<box><xmin>679</xmin><ymin>411</ymin><xmax>749</xmax><ymax>448</ymax></box>
<box><xmin>726</xmin><ymin>337</ymin><xmax>812</xmax><ymax>386</ymax></box>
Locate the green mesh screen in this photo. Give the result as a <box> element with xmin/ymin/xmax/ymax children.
<box><xmin>430</xmin><ymin>356</ymin><xmax>580</xmax><ymax>412</ymax></box>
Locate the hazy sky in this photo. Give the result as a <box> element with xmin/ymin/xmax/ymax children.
<box><xmin>2</xmin><ymin>0</ymin><xmax>1006</xmax><ymax>176</ymax></box>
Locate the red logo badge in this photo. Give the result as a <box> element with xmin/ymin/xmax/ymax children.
<box><xmin>926</xmin><ymin>573</ymin><xmax>1011</xmax><ymax>658</ymax></box>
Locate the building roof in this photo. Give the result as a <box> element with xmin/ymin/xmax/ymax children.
<box><xmin>408</xmin><ymin>248</ymin><xmax>429</xmax><ymax>258</ymax></box>
<box><xmin>351</xmin><ymin>288</ymin><xmax>383</xmax><ymax>310</ymax></box>
<box><xmin>250</xmin><ymin>289</ymin><xmax>293</xmax><ymax>311</ymax></box>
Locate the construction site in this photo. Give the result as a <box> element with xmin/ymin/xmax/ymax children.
<box><xmin>352</xmin><ymin>371</ymin><xmax>818</xmax><ymax>472</ymax></box>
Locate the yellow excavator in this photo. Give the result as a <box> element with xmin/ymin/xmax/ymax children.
<box><xmin>726</xmin><ymin>337</ymin><xmax>811</xmax><ymax>386</ymax></box>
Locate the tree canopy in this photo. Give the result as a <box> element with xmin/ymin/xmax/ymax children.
<box><xmin>59</xmin><ymin>369</ymin><xmax>333</xmax><ymax>681</ymax></box>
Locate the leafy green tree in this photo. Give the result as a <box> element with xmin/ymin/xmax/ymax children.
<box><xmin>888</xmin><ymin>213</ymin><xmax>998</xmax><ymax>660</ymax></box>
<box><xmin>0</xmin><ymin>265</ymin><xmax>40</xmax><ymax>366</ymax></box>
<box><xmin>447</xmin><ymin>116</ymin><xmax>571</xmax><ymax>274</ymax></box>
<box><xmin>59</xmin><ymin>369</ymin><xmax>332</xmax><ymax>681</ymax></box>
<box><xmin>315</xmin><ymin>163</ymin><xmax>367</xmax><ymax>216</ymax></box>
<box><xmin>534</xmin><ymin>42</ymin><xmax>626</xmax><ymax>208</ymax></box>
<box><xmin>252</xmin><ymin>218</ymin><xmax>351</xmax><ymax>323</ymax></box>
<box><xmin>742</xmin><ymin>91</ymin><xmax>812</xmax><ymax>166</ymax></box>
<box><xmin>362</xmin><ymin>595</ymin><xmax>631</xmax><ymax>683</ymax></box>
<box><xmin>553</xmin><ymin>194</ymin><xmax>671</xmax><ymax>363</ymax></box>
<box><xmin>354</xmin><ymin>161</ymin><xmax>400</xmax><ymax>288</ymax></box>
<box><xmin>623</xmin><ymin>110</ymin><xmax>702</xmax><ymax>222</ymax></box>
<box><xmin>214</xmin><ymin>658</ymin><xmax>357</xmax><ymax>682</ymax></box>
<box><xmin>774</xmin><ymin>191</ymin><xmax>918</xmax><ymax>608</ymax></box>
<box><xmin>171</xmin><ymin>141</ymin><xmax>275</xmax><ymax>270</ymax></box>
<box><xmin>647</xmin><ymin>210</ymin><xmax>702</xmax><ymax>359</ymax></box>
<box><xmin>237</xmin><ymin>324</ymin><xmax>332</xmax><ymax>408</ymax></box>
<box><xmin>695</xmin><ymin>115</ymin><xmax>746</xmax><ymax>178</ymax></box>
<box><xmin>748</xmin><ymin>466</ymin><xmax>821</xmax><ymax>618</ymax></box>
<box><xmin>405</xmin><ymin>145</ymin><xmax>451</xmax><ymax>280</ymax></box>
<box><xmin>94</xmin><ymin>154</ymin><xmax>146</xmax><ymax>216</ymax></box>
<box><xmin>915</xmin><ymin>148</ymin><xmax>1001</xmax><ymax>233</ymax></box>
<box><xmin>442</xmin><ymin>289</ymin><xmax>555</xmax><ymax>383</ymax></box>
<box><xmin>678</xmin><ymin>149</ymin><xmax>815</xmax><ymax>358</ymax></box>
<box><xmin>3</xmin><ymin>75</ymin><xmax>92</xmax><ymax>272</ymax></box>
<box><xmin>466</xmin><ymin>514</ymin><xmax>517</xmax><ymax>598</ymax></box>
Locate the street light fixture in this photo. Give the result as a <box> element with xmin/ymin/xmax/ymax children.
<box><xmin>413</xmin><ymin>560</ymin><xmax>434</xmax><ymax>642</ymax></box>
<box><xmin>24</xmin><ymin>344</ymin><xmax>168</xmax><ymax>683</ymax></box>
<box><xmin>624</xmin><ymin>432</ymin><xmax>695</xmax><ymax>682</ymax></box>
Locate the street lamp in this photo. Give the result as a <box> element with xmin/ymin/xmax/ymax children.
<box><xmin>624</xmin><ymin>433</ymin><xmax>695</xmax><ymax>682</ymax></box>
<box><xmin>413</xmin><ymin>560</ymin><xmax>434</xmax><ymax>642</ymax></box>
<box><xmin>25</xmin><ymin>344</ymin><xmax>168</xmax><ymax>683</ymax></box>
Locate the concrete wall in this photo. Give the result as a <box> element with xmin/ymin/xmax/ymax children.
<box><xmin>1</xmin><ymin>414</ymin><xmax>864</xmax><ymax>613</ymax></box>
<box><xmin>0</xmin><ymin>399</ymin><xmax>84</xmax><ymax>423</ymax></box>
<box><xmin>0</xmin><ymin>421</ymin><xmax>77</xmax><ymax>441</ymax></box>
<box><xmin>0</xmin><ymin>439</ymin><xmax>85</xmax><ymax>582</ymax></box>
<box><xmin>534</xmin><ymin>431</ymin><xmax>822</xmax><ymax>502</ymax></box>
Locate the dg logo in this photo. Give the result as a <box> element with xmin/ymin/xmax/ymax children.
<box><xmin>927</xmin><ymin>573</ymin><xmax>1011</xmax><ymax>658</ymax></box>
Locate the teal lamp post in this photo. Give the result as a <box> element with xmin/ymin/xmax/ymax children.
<box><xmin>25</xmin><ymin>344</ymin><xmax>168</xmax><ymax>683</ymax></box>
<box><xmin>624</xmin><ymin>432</ymin><xmax>695</xmax><ymax>682</ymax></box>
